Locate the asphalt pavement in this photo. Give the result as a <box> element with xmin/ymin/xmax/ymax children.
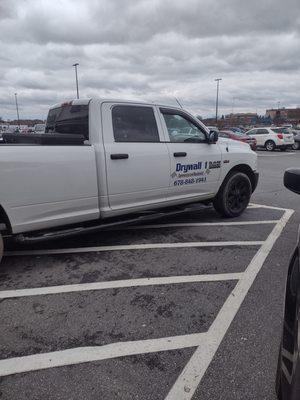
<box><xmin>0</xmin><ymin>149</ymin><xmax>299</xmax><ymax>400</ymax></box>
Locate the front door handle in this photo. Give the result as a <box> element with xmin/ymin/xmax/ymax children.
<box><xmin>110</xmin><ymin>154</ymin><xmax>129</xmax><ymax>160</ymax></box>
<box><xmin>173</xmin><ymin>152</ymin><xmax>187</xmax><ymax>157</ymax></box>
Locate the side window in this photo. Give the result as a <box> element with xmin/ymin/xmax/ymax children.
<box><xmin>161</xmin><ymin>111</ymin><xmax>206</xmax><ymax>143</ymax></box>
<box><xmin>256</xmin><ymin>129</ymin><xmax>268</xmax><ymax>134</ymax></box>
<box><xmin>112</xmin><ymin>105</ymin><xmax>160</xmax><ymax>142</ymax></box>
<box><xmin>248</xmin><ymin>129</ymin><xmax>257</xmax><ymax>135</ymax></box>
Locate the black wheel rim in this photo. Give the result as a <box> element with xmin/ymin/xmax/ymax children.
<box><xmin>227</xmin><ymin>178</ymin><xmax>250</xmax><ymax>213</ymax></box>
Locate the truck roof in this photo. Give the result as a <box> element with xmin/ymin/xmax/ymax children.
<box><xmin>49</xmin><ymin>98</ymin><xmax>184</xmax><ymax>111</ymax></box>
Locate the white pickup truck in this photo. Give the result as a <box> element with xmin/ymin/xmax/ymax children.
<box><xmin>0</xmin><ymin>99</ymin><xmax>259</xmax><ymax>261</ymax></box>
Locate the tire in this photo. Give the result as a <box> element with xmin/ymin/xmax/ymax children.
<box><xmin>292</xmin><ymin>142</ymin><xmax>300</xmax><ymax>150</ymax></box>
<box><xmin>213</xmin><ymin>172</ymin><xmax>252</xmax><ymax>218</ymax></box>
<box><xmin>265</xmin><ymin>140</ymin><xmax>276</xmax><ymax>151</ymax></box>
<box><xmin>0</xmin><ymin>233</ymin><xmax>3</xmax><ymax>264</ymax></box>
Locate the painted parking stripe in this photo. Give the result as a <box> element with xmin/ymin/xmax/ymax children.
<box><xmin>257</xmin><ymin>152</ymin><xmax>297</xmax><ymax>157</ymax></box>
<box><xmin>124</xmin><ymin>220</ymin><xmax>279</xmax><ymax>230</ymax></box>
<box><xmin>249</xmin><ymin>203</ymin><xmax>289</xmax><ymax>211</ymax></box>
<box><xmin>4</xmin><ymin>241</ymin><xmax>264</xmax><ymax>257</ymax></box>
<box><xmin>0</xmin><ymin>272</ymin><xmax>243</xmax><ymax>300</ymax></box>
<box><xmin>164</xmin><ymin>208</ymin><xmax>294</xmax><ymax>400</ymax></box>
<box><xmin>0</xmin><ymin>332</ymin><xmax>207</xmax><ymax>377</ymax></box>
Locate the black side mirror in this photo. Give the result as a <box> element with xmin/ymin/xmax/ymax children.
<box><xmin>284</xmin><ymin>169</ymin><xmax>300</xmax><ymax>195</ymax></box>
<box><xmin>208</xmin><ymin>130</ymin><xmax>218</xmax><ymax>144</ymax></box>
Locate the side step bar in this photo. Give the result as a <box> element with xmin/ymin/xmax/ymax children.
<box><xmin>14</xmin><ymin>205</ymin><xmax>205</xmax><ymax>244</ymax></box>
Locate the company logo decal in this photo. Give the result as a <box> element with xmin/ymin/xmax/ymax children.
<box><xmin>171</xmin><ymin>160</ymin><xmax>221</xmax><ymax>186</ymax></box>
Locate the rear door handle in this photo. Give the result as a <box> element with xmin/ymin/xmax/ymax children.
<box><xmin>110</xmin><ymin>154</ymin><xmax>129</xmax><ymax>160</ymax></box>
<box><xmin>173</xmin><ymin>152</ymin><xmax>187</xmax><ymax>157</ymax></box>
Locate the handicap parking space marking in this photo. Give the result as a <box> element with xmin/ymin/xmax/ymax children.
<box><xmin>0</xmin><ymin>202</ymin><xmax>293</xmax><ymax>397</ymax></box>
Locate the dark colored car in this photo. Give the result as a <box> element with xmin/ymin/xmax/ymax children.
<box><xmin>276</xmin><ymin>169</ymin><xmax>300</xmax><ymax>399</ymax></box>
<box><xmin>219</xmin><ymin>130</ymin><xmax>257</xmax><ymax>150</ymax></box>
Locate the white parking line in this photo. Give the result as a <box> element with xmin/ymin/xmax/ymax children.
<box><xmin>249</xmin><ymin>202</ymin><xmax>289</xmax><ymax>211</ymax></box>
<box><xmin>4</xmin><ymin>241</ymin><xmax>264</xmax><ymax>257</ymax></box>
<box><xmin>0</xmin><ymin>203</ymin><xmax>291</xmax><ymax>385</ymax></box>
<box><xmin>0</xmin><ymin>332</ymin><xmax>207</xmax><ymax>377</ymax></box>
<box><xmin>0</xmin><ymin>272</ymin><xmax>243</xmax><ymax>299</ymax></box>
<box><xmin>257</xmin><ymin>152</ymin><xmax>297</xmax><ymax>157</ymax></box>
<box><xmin>164</xmin><ymin>208</ymin><xmax>294</xmax><ymax>400</ymax></box>
<box><xmin>124</xmin><ymin>220</ymin><xmax>279</xmax><ymax>230</ymax></box>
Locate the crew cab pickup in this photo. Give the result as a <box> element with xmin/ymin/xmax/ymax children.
<box><xmin>0</xmin><ymin>99</ymin><xmax>259</xmax><ymax>261</ymax></box>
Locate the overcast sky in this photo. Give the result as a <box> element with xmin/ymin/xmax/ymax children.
<box><xmin>1</xmin><ymin>0</ymin><xmax>300</xmax><ymax>120</ymax></box>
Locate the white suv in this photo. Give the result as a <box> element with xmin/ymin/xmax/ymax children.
<box><xmin>245</xmin><ymin>127</ymin><xmax>294</xmax><ymax>151</ymax></box>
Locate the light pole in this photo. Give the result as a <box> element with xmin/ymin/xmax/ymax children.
<box><xmin>14</xmin><ymin>93</ymin><xmax>20</xmax><ymax>129</ymax></box>
<box><xmin>232</xmin><ymin>97</ymin><xmax>237</xmax><ymax>114</ymax></box>
<box><xmin>72</xmin><ymin>63</ymin><xmax>79</xmax><ymax>99</ymax></box>
<box><xmin>215</xmin><ymin>78</ymin><xmax>222</xmax><ymax>124</ymax></box>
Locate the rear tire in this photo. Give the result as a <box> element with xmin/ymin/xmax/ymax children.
<box><xmin>0</xmin><ymin>233</ymin><xmax>3</xmax><ymax>264</ymax></box>
<box><xmin>213</xmin><ymin>172</ymin><xmax>252</xmax><ymax>218</ymax></box>
<box><xmin>265</xmin><ymin>140</ymin><xmax>276</xmax><ymax>151</ymax></box>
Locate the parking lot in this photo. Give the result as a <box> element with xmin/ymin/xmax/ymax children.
<box><xmin>0</xmin><ymin>150</ymin><xmax>299</xmax><ymax>400</ymax></box>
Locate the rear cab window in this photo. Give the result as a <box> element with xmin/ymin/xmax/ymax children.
<box><xmin>46</xmin><ymin>103</ymin><xmax>89</xmax><ymax>140</ymax></box>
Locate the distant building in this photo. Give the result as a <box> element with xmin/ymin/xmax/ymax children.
<box><xmin>224</xmin><ymin>113</ymin><xmax>258</xmax><ymax>127</ymax></box>
<box><xmin>266</xmin><ymin>108</ymin><xmax>300</xmax><ymax>123</ymax></box>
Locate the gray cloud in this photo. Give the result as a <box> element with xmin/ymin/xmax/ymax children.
<box><xmin>0</xmin><ymin>0</ymin><xmax>300</xmax><ymax>119</ymax></box>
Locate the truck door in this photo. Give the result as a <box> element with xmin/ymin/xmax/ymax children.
<box><xmin>158</xmin><ymin>107</ymin><xmax>222</xmax><ymax>201</ymax></box>
<box><xmin>102</xmin><ymin>103</ymin><xmax>170</xmax><ymax>210</ymax></box>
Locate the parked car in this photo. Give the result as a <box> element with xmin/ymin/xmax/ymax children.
<box><xmin>276</xmin><ymin>168</ymin><xmax>300</xmax><ymax>400</ymax></box>
<box><xmin>291</xmin><ymin>129</ymin><xmax>300</xmax><ymax>150</ymax></box>
<box><xmin>0</xmin><ymin>98</ymin><xmax>259</xmax><ymax>262</ymax></box>
<box><xmin>33</xmin><ymin>123</ymin><xmax>45</xmax><ymax>133</ymax></box>
<box><xmin>228</xmin><ymin>127</ymin><xmax>246</xmax><ymax>134</ymax></box>
<box><xmin>206</xmin><ymin>125</ymin><xmax>219</xmax><ymax>133</ymax></box>
<box><xmin>219</xmin><ymin>130</ymin><xmax>257</xmax><ymax>151</ymax></box>
<box><xmin>245</xmin><ymin>127</ymin><xmax>295</xmax><ymax>151</ymax></box>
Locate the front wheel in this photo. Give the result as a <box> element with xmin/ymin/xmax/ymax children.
<box><xmin>0</xmin><ymin>233</ymin><xmax>3</xmax><ymax>264</ymax></box>
<box><xmin>213</xmin><ymin>172</ymin><xmax>252</xmax><ymax>218</ymax></box>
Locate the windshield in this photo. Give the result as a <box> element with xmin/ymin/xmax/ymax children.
<box><xmin>45</xmin><ymin>104</ymin><xmax>89</xmax><ymax>139</ymax></box>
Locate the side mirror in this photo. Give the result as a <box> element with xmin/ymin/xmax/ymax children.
<box><xmin>208</xmin><ymin>130</ymin><xmax>218</xmax><ymax>144</ymax></box>
<box><xmin>284</xmin><ymin>169</ymin><xmax>300</xmax><ymax>195</ymax></box>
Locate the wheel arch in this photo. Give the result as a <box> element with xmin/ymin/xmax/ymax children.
<box><xmin>0</xmin><ymin>205</ymin><xmax>12</xmax><ymax>234</ymax></box>
<box><xmin>226</xmin><ymin>164</ymin><xmax>257</xmax><ymax>192</ymax></box>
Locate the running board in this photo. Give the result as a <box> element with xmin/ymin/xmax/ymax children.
<box><xmin>14</xmin><ymin>205</ymin><xmax>206</xmax><ymax>244</ymax></box>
